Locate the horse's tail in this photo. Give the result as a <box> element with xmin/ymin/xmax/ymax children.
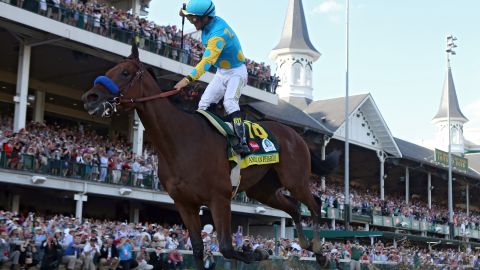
<box><xmin>310</xmin><ymin>149</ymin><xmax>341</xmax><ymax>177</ymax></box>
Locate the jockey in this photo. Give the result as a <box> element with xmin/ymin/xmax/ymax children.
<box><xmin>174</xmin><ymin>0</ymin><xmax>250</xmax><ymax>154</ymax></box>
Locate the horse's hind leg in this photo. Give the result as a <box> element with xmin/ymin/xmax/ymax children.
<box><xmin>175</xmin><ymin>203</ymin><xmax>205</xmax><ymax>270</ymax></box>
<box><xmin>296</xmin><ymin>191</ymin><xmax>323</xmax><ymax>253</ymax></box>
<box><xmin>244</xmin><ymin>171</ymin><xmax>310</xmax><ymax>250</ymax></box>
<box><xmin>278</xmin><ymin>172</ymin><xmax>324</xmax><ymax>253</ymax></box>
<box><xmin>258</xmin><ymin>171</ymin><xmax>327</xmax><ymax>266</ymax></box>
<box><xmin>261</xmin><ymin>123</ymin><xmax>326</xmax><ymax>256</ymax></box>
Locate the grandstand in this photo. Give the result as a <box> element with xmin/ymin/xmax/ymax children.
<box><xmin>0</xmin><ymin>0</ymin><xmax>283</xmax><ymax>234</ymax></box>
<box><xmin>1</xmin><ymin>0</ymin><xmax>480</xmax><ymax>268</ymax></box>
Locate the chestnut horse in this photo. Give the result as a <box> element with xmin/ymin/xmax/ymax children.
<box><xmin>82</xmin><ymin>45</ymin><xmax>334</xmax><ymax>269</ymax></box>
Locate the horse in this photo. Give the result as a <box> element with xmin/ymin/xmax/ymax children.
<box><xmin>82</xmin><ymin>44</ymin><xmax>337</xmax><ymax>269</ymax></box>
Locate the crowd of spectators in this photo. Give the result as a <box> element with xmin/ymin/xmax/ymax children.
<box><xmin>0</xmin><ymin>115</ymin><xmax>161</xmax><ymax>190</ymax></box>
<box><xmin>0</xmin><ymin>210</ymin><xmax>191</xmax><ymax>270</ymax></box>
<box><xmin>1</xmin><ymin>0</ymin><xmax>278</xmax><ymax>93</ymax></box>
<box><xmin>307</xmin><ymin>182</ymin><xmax>480</xmax><ymax>231</ymax></box>
<box><xmin>315</xmin><ymin>239</ymin><xmax>480</xmax><ymax>269</ymax></box>
<box><xmin>1</xmin><ymin>210</ymin><xmax>480</xmax><ymax>270</ymax></box>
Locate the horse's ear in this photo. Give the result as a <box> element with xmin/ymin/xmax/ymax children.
<box><xmin>130</xmin><ymin>43</ymin><xmax>139</xmax><ymax>60</ymax></box>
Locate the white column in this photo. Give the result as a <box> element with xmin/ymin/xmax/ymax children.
<box><xmin>133</xmin><ymin>208</ymin><xmax>140</xmax><ymax>223</ymax></box>
<box><xmin>320</xmin><ymin>136</ymin><xmax>330</xmax><ymax>192</ymax></box>
<box><xmin>428</xmin><ymin>173</ymin><xmax>432</xmax><ymax>209</ymax></box>
<box><xmin>365</xmin><ymin>223</ymin><xmax>369</xmax><ymax>231</ymax></box>
<box><xmin>129</xmin><ymin>201</ymin><xmax>140</xmax><ymax>223</ymax></box>
<box><xmin>13</xmin><ymin>44</ymin><xmax>31</xmax><ymax>132</ymax></box>
<box><xmin>380</xmin><ymin>160</ymin><xmax>385</xmax><ymax>200</ymax></box>
<box><xmin>75</xmin><ymin>200</ymin><xmax>83</xmax><ymax>223</ymax></box>
<box><xmin>280</xmin><ymin>218</ymin><xmax>286</xmax><ymax>239</ymax></box>
<box><xmin>405</xmin><ymin>167</ymin><xmax>410</xmax><ymax>204</ymax></box>
<box><xmin>320</xmin><ymin>177</ymin><xmax>326</xmax><ymax>192</ymax></box>
<box><xmin>74</xmin><ymin>194</ymin><xmax>87</xmax><ymax>223</ymax></box>
<box><xmin>131</xmin><ymin>111</ymin><xmax>144</xmax><ymax>156</ymax></box>
<box><xmin>131</xmin><ymin>0</ymin><xmax>141</xmax><ymax>15</ymax></box>
<box><xmin>33</xmin><ymin>90</ymin><xmax>45</xmax><ymax>123</ymax></box>
<box><xmin>11</xmin><ymin>194</ymin><xmax>20</xmax><ymax>214</ymax></box>
<box><xmin>331</xmin><ymin>219</ymin><xmax>336</xmax><ymax>230</ymax></box>
<box><xmin>377</xmin><ymin>151</ymin><xmax>385</xmax><ymax>200</ymax></box>
<box><xmin>466</xmin><ymin>183</ymin><xmax>470</xmax><ymax>216</ymax></box>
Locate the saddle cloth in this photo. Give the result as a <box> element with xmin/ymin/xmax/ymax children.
<box><xmin>197</xmin><ymin>110</ymin><xmax>280</xmax><ymax>169</ymax></box>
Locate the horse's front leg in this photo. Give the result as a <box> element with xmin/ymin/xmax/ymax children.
<box><xmin>209</xmin><ymin>196</ymin><xmax>236</xmax><ymax>258</ymax></box>
<box><xmin>175</xmin><ymin>203</ymin><xmax>205</xmax><ymax>270</ymax></box>
<box><xmin>209</xmin><ymin>195</ymin><xmax>255</xmax><ymax>263</ymax></box>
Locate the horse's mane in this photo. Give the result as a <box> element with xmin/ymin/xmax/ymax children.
<box><xmin>145</xmin><ymin>66</ymin><xmax>159</xmax><ymax>86</ymax></box>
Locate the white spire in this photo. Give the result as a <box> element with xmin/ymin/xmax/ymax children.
<box><xmin>432</xmin><ymin>35</ymin><xmax>468</xmax><ymax>155</ymax></box>
<box><xmin>269</xmin><ymin>0</ymin><xmax>320</xmax><ymax>60</ymax></box>
<box><xmin>269</xmin><ymin>0</ymin><xmax>321</xmax><ymax>106</ymax></box>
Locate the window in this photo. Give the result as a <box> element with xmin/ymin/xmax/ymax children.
<box><xmin>292</xmin><ymin>62</ymin><xmax>302</xmax><ymax>85</ymax></box>
<box><xmin>305</xmin><ymin>65</ymin><xmax>312</xmax><ymax>87</ymax></box>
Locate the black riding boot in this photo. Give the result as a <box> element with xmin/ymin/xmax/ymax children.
<box><xmin>229</xmin><ymin>111</ymin><xmax>251</xmax><ymax>155</ymax></box>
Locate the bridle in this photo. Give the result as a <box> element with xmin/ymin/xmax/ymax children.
<box><xmin>93</xmin><ymin>58</ymin><xmax>182</xmax><ymax>117</ymax></box>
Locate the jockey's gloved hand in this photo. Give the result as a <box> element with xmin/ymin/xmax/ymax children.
<box><xmin>174</xmin><ymin>77</ymin><xmax>191</xmax><ymax>91</ymax></box>
<box><xmin>179</xmin><ymin>7</ymin><xmax>186</xmax><ymax>17</ymax></box>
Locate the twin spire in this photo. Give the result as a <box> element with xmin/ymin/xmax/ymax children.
<box><xmin>269</xmin><ymin>0</ymin><xmax>320</xmax><ymax>103</ymax></box>
<box><xmin>270</xmin><ymin>0</ymin><xmax>320</xmax><ymax>60</ymax></box>
<box><xmin>432</xmin><ymin>67</ymin><xmax>468</xmax><ymax>122</ymax></box>
<box><xmin>271</xmin><ymin>1</ymin><xmax>468</xmax><ymax>116</ymax></box>
<box><xmin>431</xmin><ymin>36</ymin><xmax>468</xmax><ymax>155</ymax></box>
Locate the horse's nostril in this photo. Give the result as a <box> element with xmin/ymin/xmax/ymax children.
<box><xmin>87</xmin><ymin>93</ymin><xmax>99</xmax><ymax>103</ymax></box>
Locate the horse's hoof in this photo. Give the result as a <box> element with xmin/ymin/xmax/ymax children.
<box><xmin>253</xmin><ymin>248</ymin><xmax>270</xmax><ymax>261</ymax></box>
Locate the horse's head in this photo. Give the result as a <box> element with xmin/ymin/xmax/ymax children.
<box><xmin>82</xmin><ymin>44</ymin><xmax>145</xmax><ymax>117</ymax></box>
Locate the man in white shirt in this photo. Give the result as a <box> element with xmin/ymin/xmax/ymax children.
<box><xmin>116</xmin><ymin>223</ymin><xmax>129</xmax><ymax>240</ymax></box>
<box><xmin>82</xmin><ymin>237</ymin><xmax>100</xmax><ymax>270</ymax></box>
<box><xmin>61</xmin><ymin>229</ymin><xmax>74</xmax><ymax>247</ymax></box>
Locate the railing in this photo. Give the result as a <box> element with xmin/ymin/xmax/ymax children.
<box><xmin>302</xmin><ymin>204</ymin><xmax>480</xmax><ymax>240</ymax></box>
<box><xmin>1</xmin><ymin>0</ymin><xmax>278</xmax><ymax>93</ymax></box>
<box><xmin>0</xmin><ymin>151</ymin><xmax>258</xmax><ymax>205</ymax></box>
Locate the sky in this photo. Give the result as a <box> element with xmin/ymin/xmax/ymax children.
<box><xmin>147</xmin><ymin>0</ymin><xmax>480</xmax><ymax>145</ymax></box>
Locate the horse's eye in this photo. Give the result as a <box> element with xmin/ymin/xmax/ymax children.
<box><xmin>122</xmin><ymin>70</ymin><xmax>130</xmax><ymax>77</ymax></box>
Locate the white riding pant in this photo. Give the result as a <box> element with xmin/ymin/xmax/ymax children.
<box><xmin>198</xmin><ymin>64</ymin><xmax>248</xmax><ymax>115</ymax></box>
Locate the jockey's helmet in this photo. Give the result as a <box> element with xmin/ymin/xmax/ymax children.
<box><xmin>182</xmin><ymin>0</ymin><xmax>216</xmax><ymax>17</ymax></box>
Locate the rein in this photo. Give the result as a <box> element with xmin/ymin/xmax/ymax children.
<box><xmin>118</xmin><ymin>87</ymin><xmax>182</xmax><ymax>104</ymax></box>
